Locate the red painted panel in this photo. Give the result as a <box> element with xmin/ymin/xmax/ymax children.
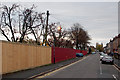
<box><xmin>81</xmin><ymin>50</ymin><xmax>87</xmax><ymax>55</ymax></box>
<box><xmin>74</xmin><ymin>49</ymin><xmax>82</xmax><ymax>53</ymax></box>
<box><xmin>52</xmin><ymin>47</ymin><xmax>76</xmax><ymax>63</ymax></box>
<box><xmin>51</xmin><ymin>47</ymin><xmax>87</xmax><ymax>63</ymax></box>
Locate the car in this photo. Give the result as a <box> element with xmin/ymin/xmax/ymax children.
<box><xmin>101</xmin><ymin>56</ymin><xmax>114</xmax><ymax>64</ymax></box>
<box><xmin>99</xmin><ymin>52</ymin><xmax>104</xmax><ymax>55</ymax></box>
<box><xmin>95</xmin><ymin>50</ymin><xmax>99</xmax><ymax>53</ymax></box>
<box><xmin>92</xmin><ymin>52</ymin><xmax>96</xmax><ymax>54</ymax></box>
<box><xmin>76</xmin><ymin>53</ymin><xmax>84</xmax><ymax>57</ymax></box>
<box><xmin>100</xmin><ymin>53</ymin><xmax>108</xmax><ymax>61</ymax></box>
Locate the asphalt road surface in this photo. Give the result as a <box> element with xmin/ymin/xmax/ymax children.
<box><xmin>36</xmin><ymin>53</ymin><xmax>120</xmax><ymax>80</ymax></box>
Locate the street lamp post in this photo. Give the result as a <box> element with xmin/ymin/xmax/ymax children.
<box><xmin>53</xmin><ymin>26</ymin><xmax>62</xmax><ymax>64</ymax></box>
<box><xmin>53</xmin><ymin>38</ymin><xmax>55</xmax><ymax>64</ymax></box>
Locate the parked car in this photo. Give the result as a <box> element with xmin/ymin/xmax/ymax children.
<box><xmin>99</xmin><ymin>52</ymin><xmax>104</xmax><ymax>55</ymax></box>
<box><xmin>76</xmin><ymin>53</ymin><xmax>84</xmax><ymax>57</ymax></box>
<box><xmin>92</xmin><ymin>52</ymin><xmax>96</xmax><ymax>54</ymax></box>
<box><xmin>101</xmin><ymin>56</ymin><xmax>114</xmax><ymax>64</ymax></box>
<box><xmin>100</xmin><ymin>53</ymin><xmax>108</xmax><ymax>61</ymax></box>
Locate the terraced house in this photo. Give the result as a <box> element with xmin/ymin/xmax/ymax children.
<box><xmin>106</xmin><ymin>34</ymin><xmax>120</xmax><ymax>54</ymax></box>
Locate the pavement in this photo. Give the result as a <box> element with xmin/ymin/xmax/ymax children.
<box><xmin>35</xmin><ymin>53</ymin><xmax>120</xmax><ymax>80</ymax></box>
<box><xmin>2</xmin><ymin>55</ymin><xmax>86</xmax><ymax>80</ymax></box>
<box><xmin>114</xmin><ymin>57</ymin><xmax>120</xmax><ymax>69</ymax></box>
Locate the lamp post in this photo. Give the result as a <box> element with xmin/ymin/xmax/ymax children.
<box><xmin>53</xmin><ymin>26</ymin><xmax>62</xmax><ymax>64</ymax></box>
<box><xmin>57</xmin><ymin>26</ymin><xmax>62</xmax><ymax>31</ymax></box>
<box><xmin>53</xmin><ymin>37</ymin><xmax>55</xmax><ymax>64</ymax></box>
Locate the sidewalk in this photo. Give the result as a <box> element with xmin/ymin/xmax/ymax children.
<box><xmin>114</xmin><ymin>58</ymin><xmax>120</xmax><ymax>70</ymax></box>
<box><xmin>2</xmin><ymin>55</ymin><xmax>88</xmax><ymax>80</ymax></box>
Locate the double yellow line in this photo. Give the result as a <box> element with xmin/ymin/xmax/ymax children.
<box><xmin>113</xmin><ymin>64</ymin><xmax>120</xmax><ymax>72</ymax></box>
<box><xmin>36</xmin><ymin>56</ymin><xmax>89</xmax><ymax>79</ymax></box>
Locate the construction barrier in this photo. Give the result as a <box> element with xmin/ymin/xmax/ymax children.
<box><xmin>1</xmin><ymin>41</ymin><xmax>88</xmax><ymax>74</ymax></box>
<box><xmin>52</xmin><ymin>47</ymin><xmax>76</xmax><ymax>63</ymax></box>
<box><xmin>1</xmin><ymin>41</ymin><xmax>51</xmax><ymax>74</ymax></box>
<box><xmin>81</xmin><ymin>50</ymin><xmax>87</xmax><ymax>55</ymax></box>
<box><xmin>74</xmin><ymin>49</ymin><xmax>82</xmax><ymax>53</ymax></box>
<box><xmin>51</xmin><ymin>47</ymin><xmax>87</xmax><ymax>63</ymax></box>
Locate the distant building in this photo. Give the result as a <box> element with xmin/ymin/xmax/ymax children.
<box><xmin>90</xmin><ymin>46</ymin><xmax>95</xmax><ymax>52</ymax></box>
<box><xmin>113</xmin><ymin>36</ymin><xmax>118</xmax><ymax>52</ymax></box>
<box><xmin>96</xmin><ymin>43</ymin><xmax>104</xmax><ymax>52</ymax></box>
<box><xmin>106</xmin><ymin>42</ymin><xmax>110</xmax><ymax>53</ymax></box>
<box><xmin>105</xmin><ymin>34</ymin><xmax>120</xmax><ymax>54</ymax></box>
<box><xmin>118</xmin><ymin>34</ymin><xmax>120</xmax><ymax>54</ymax></box>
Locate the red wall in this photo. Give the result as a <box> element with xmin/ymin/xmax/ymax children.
<box><xmin>52</xmin><ymin>47</ymin><xmax>76</xmax><ymax>63</ymax></box>
<box><xmin>81</xmin><ymin>50</ymin><xmax>87</xmax><ymax>55</ymax></box>
<box><xmin>51</xmin><ymin>47</ymin><xmax>87</xmax><ymax>63</ymax></box>
<box><xmin>74</xmin><ymin>49</ymin><xmax>87</xmax><ymax>55</ymax></box>
<box><xmin>74</xmin><ymin>49</ymin><xmax>82</xmax><ymax>53</ymax></box>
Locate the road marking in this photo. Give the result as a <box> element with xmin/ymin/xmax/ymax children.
<box><xmin>113</xmin><ymin>65</ymin><xmax>120</xmax><ymax>72</ymax></box>
<box><xmin>37</xmin><ymin>56</ymin><xmax>89</xmax><ymax>78</ymax></box>
<box><xmin>112</xmin><ymin>75</ymin><xmax>118</xmax><ymax>80</ymax></box>
<box><xmin>99</xmin><ymin>62</ymin><xmax>102</xmax><ymax>75</ymax></box>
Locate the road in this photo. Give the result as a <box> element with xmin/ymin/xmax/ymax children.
<box><xmin>36</xmin><ymin>53</ymin><xmax>120</xmax><ymax>80</ymax></box>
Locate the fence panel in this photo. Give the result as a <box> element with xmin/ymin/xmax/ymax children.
<box><xmin>2</xmin><ymin>41</ymin><xmax>51</xmax><ymax>74</ymax></box>
<box><xmin>52</xmin><ymin>47</ymin><xmax>76</xmax><ymax>63</ymax></box>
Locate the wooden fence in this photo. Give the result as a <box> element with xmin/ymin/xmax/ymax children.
<box><xmin>1</xmin><ymin>41</ymin><xmax>51</xmax><ymax>74</ymax></box>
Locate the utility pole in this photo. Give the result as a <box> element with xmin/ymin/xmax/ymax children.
<box><xmin>43</xmin><ymin>10</ymin><xmax>49</xmax><ymax>46</ymax></box>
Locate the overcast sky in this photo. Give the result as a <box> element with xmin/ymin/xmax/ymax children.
<box><xmin>0</xmin><ymin>1</ymin><xmax>118</xmax><ymax>47</ymax></box>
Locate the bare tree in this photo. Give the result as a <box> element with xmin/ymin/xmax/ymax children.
<box><xmin>19</xmin><ymin>5</ymin><xmax>43</xmax><ymax>43</ymax></box>
<box><xmin>48</xmin><ymin>37</ymin><xmax>74</xmax><ymax>48</ymax></box>
<box><xmin>0</xmin><ymin>4</ymin><xmax>45</xmax><ymax>44</ymax></box>
<box><xmin>48</xmin><ymin>23</ymin><xmax>67</xmax><ymax>47</ymax></box>
<box><xmin>68</xmin><ymin>23</ymin><xmax>91</xmax><ymax>49</ymax></box>
<box><xmin>0</xmin><ymin>4</ymin><xmax>19</xmax><ymax>42</ymax></box>
<box><xmin>61</xmin><ymin>39</ymin><xmax>74</xmax><ymax>48</ymax></box>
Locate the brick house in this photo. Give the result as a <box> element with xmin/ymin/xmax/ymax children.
<box><xmin>105</xmin><ymin>34</ymin><xmax>120</xmax><ymax>54</ymax></box>
<box><xmin>112</xmin><ymin>34</ymin><xmax>120</xmax><ymax>54</ymax></box>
